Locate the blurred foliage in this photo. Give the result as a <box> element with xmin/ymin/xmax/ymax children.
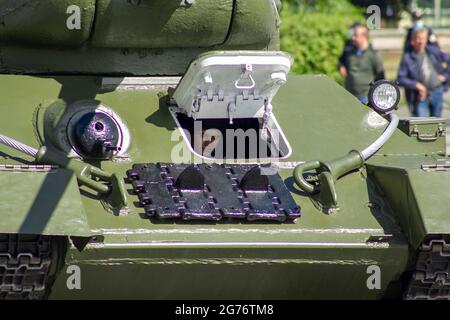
<box><xmin>353</xmin><ymin>0</ymin><xmax>412</xmax><ymax>20</ymax></box>
<box><xmin>282</xmin><ymin>0</ymin><xmax>362</xmax><ymax>13</ymax></box>
<box><xmin>282</xmin><ymin>0</ymin><xmax>411</xmax><ymax>18</ymax></box>
<box><xmin>280</xmin><ymin>0</ymin><xmax>364</xmax><ymax>82</ymax></box>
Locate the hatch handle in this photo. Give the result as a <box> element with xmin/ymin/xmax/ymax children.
<box><xmin>235</xmin><ymin>64</ymin><xmax>256</xmax><ymax>90</ymax></box>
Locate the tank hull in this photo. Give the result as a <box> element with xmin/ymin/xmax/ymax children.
<box><xmin>0</xmin><ymin>73</ymin><xmax>448</xmax><ymax>299</ymax></box>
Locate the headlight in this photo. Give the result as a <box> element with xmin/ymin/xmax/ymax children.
<box><xmin>368</xmin><ymin>80</ymin><xmax>400</xmax><ymax>114</ymax></box>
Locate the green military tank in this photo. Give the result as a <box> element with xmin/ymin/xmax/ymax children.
<box><xmin>0</xmin><ymin>0</ymin><xmax>449</xmax><ymax>300</ymax></box>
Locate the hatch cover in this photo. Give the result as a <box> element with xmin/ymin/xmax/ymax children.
<box><xmin>127</xmin><ymin>163</ymin><xmax>300</xmax><ymax>222</ymax></box>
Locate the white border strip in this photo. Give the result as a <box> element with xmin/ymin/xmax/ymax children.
<box><xmin>101</xmin><ymin>77</ymin><xmax>182</xmax><ymax>90</ymax></box>
<box><xmin>88</xmin><ymin>242</ymin><xmax>386</xmax><ymax>248</ymax></box>
<box><xmin>200</xmin><ymin>56</ymin><xmax>292</xmax><ymax>69</ymax></box>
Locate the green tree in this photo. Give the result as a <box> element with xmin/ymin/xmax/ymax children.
<box><xmin>283</xmin><ymin>0</ymin><xmax>362</xmax><ymax>13</ymax></box>
<box><xmin>280</xmin><ymin>0</ymin><xmax>364</xmax><ymax>82</ymax></box>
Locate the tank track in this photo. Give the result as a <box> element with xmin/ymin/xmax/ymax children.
<box><xmin>0</xmin><ymin>234</ymin><xmax>66</xmax><ymax>300</ymax></box>
<box><xmin>404</xmin><ymin>237</ymin><xmax>450</xmax><ymax>300</ymax></box>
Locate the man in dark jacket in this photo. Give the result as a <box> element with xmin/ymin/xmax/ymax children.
<box><xmin>338</xmin><ymin>25</ymin><xmax>385</xmax><ymax>104</ymax></box>
<box><xmin>397</xmin><ymin>28</ymin><xmax>450</xmax><ymax>117</ymax></box>
<box><xmin>404</xmin><ymin>10</ymin><xmax>439</xmax><ymax>52</ymax></box>
<box><xmin>338</xmin><ymin>22</ymin><xmax>361</xmax><ymax>73</ymax></box>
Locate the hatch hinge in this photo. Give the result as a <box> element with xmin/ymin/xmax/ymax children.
<box><xmin>262</xmin><ymin>98</ymin><xmax>273</xmax><ymax>134</ymax></box>
<box><xmin>192</xmin><ymin>91</ymin><xmax>269</xmax><ymax>124</ymax></box>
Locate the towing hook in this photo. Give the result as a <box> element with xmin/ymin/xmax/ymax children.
<box><xmin>293</xmin><ymin>160</ymin><xmax>322</xmax><ymax>194</ymax></box>
<box><xmin>35</xmin><ymin>146</ymin><xmax>128</xmax><ymax>209</ymax></box>
<box><xmin>293</xmin><ymin>150</ymin><xmax>365</xmax><ymax>194</ymax></box>
<box><xmin>293</xmin><ymin>151</ymin><xmax>365</xmax><ymax>213</ymax></box>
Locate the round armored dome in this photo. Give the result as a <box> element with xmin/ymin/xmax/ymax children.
<box><xmin>72</xmin><ymin>112</ymin><xmax>121</xmax><ymax>159</ymax></box>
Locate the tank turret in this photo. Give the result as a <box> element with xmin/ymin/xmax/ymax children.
<box><xmin>0</xmin><ymin>0</ymin><xmax>281</xmax><ymax>75</ymax></box>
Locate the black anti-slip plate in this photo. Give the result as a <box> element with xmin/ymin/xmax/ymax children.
<box><xmin>127</xmin><ymin>163</ymin><xmax>301</xmax><ymax>222</ymax></box>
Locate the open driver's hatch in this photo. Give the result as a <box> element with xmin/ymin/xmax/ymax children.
<box><xmin>172</xmin><ymin>51</ymin><xmax>293</xmax><ymax>160</ymax></box>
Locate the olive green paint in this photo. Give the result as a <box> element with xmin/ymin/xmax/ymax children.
<box><xmin>92</xmin><ymin>0</ymin><xmax>234</xmax><ymax>48</ymax></box>
<box><xmin>0</xmin><ymin>73</ymin><xmax>428</xmax><ymax>298</ymax></box>
<box><xmin>0</xmin><ymin>0</ymin><xmax>279</xmax><ymax>75</ymax></box>
<box><xmin>368</xmin><ymin>165</ymin><xmax>450</xmax><ymax>249</ymax></box>
<box><xmin>0</xmin><ymin>169</ymin><xmax>90</xmax><ymax>236</ymax></box>
<box><xmin>0</xmin><ymin>0</ymin><xmax>95</xmax><ymax>46</ymax></box>
<box><xmin>49</xmin><ymin>243</ymin><xmax>408</xmax><ymax>299</ymax></box>
<box><xmin>223</xmin><ymin>0</ymin><xmax>280</xmax><ymax>49</ymax></box>
<box><xmin>0</xmin><ymin>1</ymin><xmax>442</xmax><ymax>299</ymax></box>
<box><xmin>0</xmin><ymin>68</ymin><xmax>446</xmax><ymax>299</ymax></box>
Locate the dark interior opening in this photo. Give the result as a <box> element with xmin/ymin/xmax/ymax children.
<box><xmin>174</xmin><ymin>112</ymin><xmax>286</xmax><ymax>160</ymax></box>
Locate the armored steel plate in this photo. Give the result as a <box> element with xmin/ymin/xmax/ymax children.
<box><xmin>127</xmin><ymin>163</ymin><xmax>301</xmax><ymax>222</ymax></box>
<box><xmin>0</xmin><ymin>167</ymin><xmax>90</xmax><ymax>236</ymax></box>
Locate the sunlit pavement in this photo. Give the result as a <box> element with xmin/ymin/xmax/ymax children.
<box><xmin>396</xmin><ymin>93</ymin><xmax>450</xmax><ymax>155</ymax></box>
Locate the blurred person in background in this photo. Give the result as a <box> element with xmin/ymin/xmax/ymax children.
<box><xmin>403</xmin><ymin>10</ymin><xmax>439</xmax><ymax>113</ymax></box>
<box><xmin>404</xmin><ymin>10</ymin><xmax>439</xmax><ymax>52</ymax></box>
<box><xmin>398</xmin><ymin>28</ymin><xmax>450</xmax><ymax>117</ymax></box>
<box><xmin>338</xmin><ymin>22</ymin><xmax>361</xmax><ymax>75</ymax></box>
<box><xmin>338</xmin><ymin>25</ymin><xmax>385</xmax><ymax>104</ymax></box>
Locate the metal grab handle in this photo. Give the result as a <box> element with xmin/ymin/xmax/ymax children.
<box><xmin>417</xmin><ymin>134</ymin><xmax>439</xmax><ymax>142</ymax></box>
<box><xmin>235</xmin><ymin>74</ymin><xmax>256</xmax><ymax>90</ymax></box>
<box><xmin>412</xmin><ymin>127</ymin><xmax>444</xmax><ymax>142</ymax></box>
<box><xmin>413</xmin><ymin>131</ymin><xmax>439</xmax><ymax>142</ymax></box>
<box><xmin>293</xmin><ymin>161</ymin><xmax>321</xmax><ymax>194</ymax></box>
